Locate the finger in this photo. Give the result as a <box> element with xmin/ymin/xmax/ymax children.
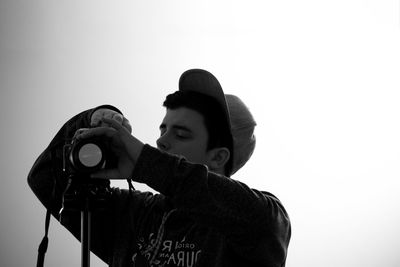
<box><xmin>97</xmin><ymin>111</ymin><xmax>109</xmax><ymax>127</ymax></box>
<box><xmin>91</xmin><ymin>109</ymin><xmax>108</xmax><ymax>127</ymax></box>
<box><xmin>76</xmin><ymin>126</ymin><xmax>116</xmax><ymax>140</ymax></box>
<box><xmin>77</xmin><ymin>118</ymin><xmax>126</xmax><ymax>140</ymax></box>
<box><xmin>112</xmin><ymin>113</ymin><xmax>123</xmax><ymax>124</ymax></box>
<box><xmin>73</xmin><ymin>128</ymin><xmax>90</xmax><ymax>139</ymax></box>
<box><xmin>122</xmin><ymin>118</ymin><xmax>132</xmax><ymax>133</ymax></box>
<box><xmin>95</xmin><ymin>112</ymin><xmax>112</xmax><ymax>127</ymax></box>
<box><xmin>91</xmin><ymin>114</ymin><xmax>101</xmax><ymax>127</ymax></box>
<box><xmin>101</xmin><ymin>118</ymin><xmax>125</xmax><ymax>131</ymax></box>
<box><xmin>104</xmin><ymin>112</ymin><xmax>113</xmax><ymax>120</ymax></box>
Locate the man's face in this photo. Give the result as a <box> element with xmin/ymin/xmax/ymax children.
<box><xmin>157</xmin><ymin>107</ymin><xmax>212</xmax><ymax>165</ymax></box>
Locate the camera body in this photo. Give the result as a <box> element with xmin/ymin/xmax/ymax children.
<box><xmin>63</xmin><ymin>137</ymin><xmax>109</xmax><ymax>178</ymax></box>
<box><xmin>62</xmin><ymin>137</ymin><xmax>112</xmax><ymax>211</ymax></box>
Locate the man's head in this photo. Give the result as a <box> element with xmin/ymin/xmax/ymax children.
<box><xmin>158</xmin><ymin>91</ymin><xmax>232</xmax><ymax>175</ymax></box>
<box><xmin>157</xmin><ymin>69</ymin><xmax>256</xmax><ymax>176</ymax></box>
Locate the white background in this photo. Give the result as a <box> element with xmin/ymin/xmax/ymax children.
<box><xmin>1</xmin><ymin>1</ymin><xmax>399</xmax><ymax>266</ymax></box>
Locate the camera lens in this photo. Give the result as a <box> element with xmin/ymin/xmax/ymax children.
<box><xmin>78</xmin><ymin>143</ymin><xmax>103</xmax><ymax>167</ymax></box>
<box><xmin>69</xmin><ymin>139</ymin><xmax>106</xmax><ymax>173</ymax></box>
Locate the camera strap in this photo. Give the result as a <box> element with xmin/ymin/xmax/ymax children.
<box><xmin>36</xmin><ymin>209</ymin><xmax>51</xmax><ymax>267</ymax></box>
<box><xmin>36</xmin><ymin>149</ymin><xmax>59</xmax><ymax>267</ymax></box>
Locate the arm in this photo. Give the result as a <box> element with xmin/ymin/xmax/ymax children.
<box><xmin>27</xmin><ymin>105</ymin><xmax>123</xmax><ymax>263</ymax></box>
<box><xmin>132</xmin><ymin>145</ymin><xmax>291</xmax><ymax>265</ymax></box>
<box><xmin>76</xmin><ymin>118</ymin><xmax>291</xmax><ymax>265</ymax></box>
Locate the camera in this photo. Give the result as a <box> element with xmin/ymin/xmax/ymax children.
<box><xmin>63</xmin><ymin>137</ymin><xmax>109</xmax><ymax>177</ymax></box>
<box><xmin>62</xmin><ymin>137</ymin><xmax>112</xmax><ymax>212</ymax></box>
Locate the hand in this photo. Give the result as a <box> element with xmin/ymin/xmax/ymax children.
<box><xmin>73</xmin><ymin>128</ymin><xmax>90</xmax><ymax>140</ymax></box>
<box><xmin>76</xmin><ymin>118</ymin><xmax>144</xmax><ymax>179</ymax></box>
<box><xmin>91</xmin><ymin>108</ymin><xmax>132</xmax><ymax>133</ymax></box>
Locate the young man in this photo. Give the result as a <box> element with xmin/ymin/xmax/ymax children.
<box><xmin>28</xmin><ymin>69</ymin><xmax>291</xmax><ymax>266</ymax></box>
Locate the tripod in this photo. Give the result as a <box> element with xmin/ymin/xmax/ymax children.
<box><xmin>64</xmin><ymin>179</ymin><xmax>110</xmax><ymax>267</ymax></box>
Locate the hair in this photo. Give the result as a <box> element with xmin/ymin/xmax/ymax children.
<box><xmin>163</xmin><ymin>90</ymin><xmax>233</xmax><ymax>175</ymax></box>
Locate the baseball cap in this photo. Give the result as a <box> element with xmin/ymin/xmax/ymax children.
<box><xmin>179</xmin><ymin>69</ymin><xmax>256</xmax><ymax>175</ymax></box>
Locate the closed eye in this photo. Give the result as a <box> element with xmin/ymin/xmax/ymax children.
<box><xmin>175</xmin><ymin>130</ymin><xmax>191</xmax><ymax>140</ymax></box>
<box><xmin>159</xmin><ymin>124</ymin><xmax>193</xmax><ymax>139</ymax></box>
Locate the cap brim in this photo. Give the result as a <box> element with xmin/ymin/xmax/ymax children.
<box><xmin>179</xmin><ymin>69</ymin><xmax>231</xmax><ymax>124</ymax></box>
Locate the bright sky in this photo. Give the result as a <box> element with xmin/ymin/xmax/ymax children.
<box><xmin>1</xmin><ymin>1</ymin><xmax>399</xmax><ymax>266</ymax></box>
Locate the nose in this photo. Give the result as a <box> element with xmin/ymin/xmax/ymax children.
<box><xmin>156</xmin><ymin>135</ymin><xmax>170</xmax><ymax>152</ymax></box>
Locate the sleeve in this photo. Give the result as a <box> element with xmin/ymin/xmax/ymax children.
<box><xmin>131</xmin><ymin>144</ymin><xmax>291</xmax><ymax>265</ymax></box>
<box><xmin>27</xmin><ymin>105</ymin><xmax>124</xmax><ymax>264</ymax></box>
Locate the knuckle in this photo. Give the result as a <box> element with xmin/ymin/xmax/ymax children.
<box><xmin>113</xmin><ymin>114</ymin><xmax>123</xmax><ymax>122</ymax></box>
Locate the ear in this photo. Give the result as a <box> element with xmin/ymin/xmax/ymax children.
<box><xmin>207</xmin><ymin>147</ymin><xmax>231</xmax><ymax>173</ymax></box>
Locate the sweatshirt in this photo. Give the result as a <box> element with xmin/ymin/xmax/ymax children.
<box><xmin>28</xmin><ymin>106</ymin><xmax>291</xmax><ymax>267</ymax></box>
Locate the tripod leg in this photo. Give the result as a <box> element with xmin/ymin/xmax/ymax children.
<box><xmin>81</xmin><ymin>197</ymin><xmax>91</xmax><ymax>267</ymax></box>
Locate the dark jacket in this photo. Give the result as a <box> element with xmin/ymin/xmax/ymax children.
<box><xmin>28</xmin><ymin>106</ymin><xmax>291</xmax><ymax>267</ymax></box>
